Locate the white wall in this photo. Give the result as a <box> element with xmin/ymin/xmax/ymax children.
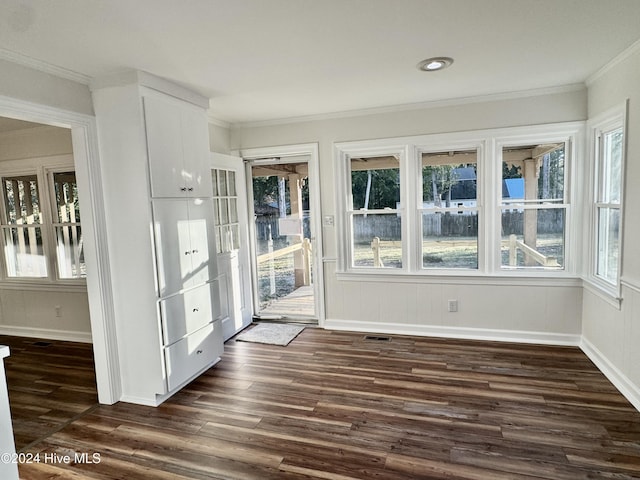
<box><xmin>230</xmin><ymin>88</ymin><xmax>587</xmax><ymax>344</ymax></box>
<box><xmin>0</xmin><ymin>59</ymin><xmax>93</xmax><ymax>116</ymax></box>
<box><xmin>582</xmin><ymin>45</ymin><xmax>640</xmax><ymax>409</ymax></box>
<box><xmin>0</xmin><ymin>126</ymin><xmax>92</xmax><ymax>342</ymax></box>
<box><xmin>209</xmin><ymin>121</ymin><xmax>231</xmax><ymax>154</ymax></box>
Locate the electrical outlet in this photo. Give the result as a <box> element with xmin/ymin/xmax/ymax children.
<box><xmin>448</xmin><ymin>300</ymin><xmax>458</xmax><ymax>312</ymax></box>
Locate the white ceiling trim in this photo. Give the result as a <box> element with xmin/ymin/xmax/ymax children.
<box><xmin>586</xmin><ymin>38</ymin><xmax>640</xmax><ymax>86</ymax></box>
<box><xmin>0</xmin><ymin>47</ymin><xmax>91</xmax><ymax>85</ymax></box>
<box><xmin>230</xmin><ymin>83</ymin><xmax>586</xmax><ymax>130</ymax></box>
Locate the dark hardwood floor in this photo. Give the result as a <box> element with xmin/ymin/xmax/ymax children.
<box><xmin>3</xmin><ymin>328</ymin><xmax>640</xmax><ymax>479</ymax></box>
<box><xmin>0</xmin><ymin>335</ymin><xmax>98</xmax><ymax>451</ymax></box>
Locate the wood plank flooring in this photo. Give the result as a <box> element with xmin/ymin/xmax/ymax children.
<box><xmin>0</xmin><ymin>335</ymin><xmax>97</xmax><ymax>451</ymax></box>
<box><xmin>4</xmin><ymin>328</ymin><xmax>640</xmax><ymax>479</ymax></box>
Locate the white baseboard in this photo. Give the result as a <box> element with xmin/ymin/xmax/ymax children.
<box><xmin>0</xmin><ymin>325</ymin><xmax>92</xmax><ymax>343</ymax></box>
<box><xmin>580</xmin><ymin>337</ymin><xmax>640</xmax><ymax>412</ymax></box>
<box><xmin>323</xmin><ymin>319</ymin><xmax>581</xmax><ymax>346</ymax></box>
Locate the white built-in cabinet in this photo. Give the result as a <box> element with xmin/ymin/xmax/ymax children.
<box><xmin>143</xmin><ymin>95</ymin><xmax>212</xmax><ymax>198</ymax></box>
<box><xmin>91</xmin><ymin>71</ymin><xmax>223</xmax><ymax>406</ymax></box>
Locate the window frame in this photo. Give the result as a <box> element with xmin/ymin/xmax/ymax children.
<box><xmin>415</xmin><ymin>139</ymin><xmax>485</xmax><ymax>274</ymax></box>
<box><xmin>0</xmin><ymin>154</ymin><xmax>86</xmax><ymax>286</ymax></box>
<box><xmin>335</xmin><ymin>123</ymin><xmax>583</xmax><ymax>279</ymax></box>
<box><xmin>336</xmin><ymin>143</ymin><xmax>410</xmax><ymax>273</ymax></box>
<box><xmin>586</xmin><ymin>103</ymin><xmax>627</xmax><ymax>301</ymax></box>
<box><xmin>495</xmin><ymin>133</ymin><xmax>575</xmax><ymax>274</ymax></box>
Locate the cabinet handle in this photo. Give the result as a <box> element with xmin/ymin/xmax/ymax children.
<box><xmin>192</xmin><ymin>308</ymin><xmax>199</xmax><ymax>313</ymax></box>
<box><xmin>196</xmin><ymin>349</ymin><xmax>203</xmax><ymax>355</ymax></box>
<box><xmin>187</xmin><ymin>187</ymin><xmax>194</xmax><ymax>192</ymax></box>
<box><xmin>180</xmin><ymin>187</ymin><xmax>187</xmax><ymax>192</ymax></box>
<box><xmin>192</xmin><ymin>249</ymin><xmax>199</xmax><ymax>254</ymax></box>
<box><xmin>184</xmin><ymin>251</ymin><xmax>191</xmax><ymax>256</ymax></box>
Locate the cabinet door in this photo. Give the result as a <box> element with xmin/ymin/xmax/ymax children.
<box><xmin>186</xmin><ymin>198</ymin><xmax>218</xmax><ymax>286</ymax></box>
<box><xmin>160</xmin><ymin>283</ymin><xmax>214</xmax><ymax>345</ymax></box>
<box><xmin>152</xmin><ymin>199</ymin><xmax>192</xmax><ymax>297</ymax></box>
<box><xmin>143</xmin><ymin>95</ymin><xmax>188</xmax><ymax>197</ymax></box>
<box><xmin>164</xmin><ymin>321</ymin><xmax>223</xmax><ymax>391</ymax></box>
<box><xmin>181</xmin><ymin>107</ymin><xmax>213</xmax><ymax>198</ymax></box>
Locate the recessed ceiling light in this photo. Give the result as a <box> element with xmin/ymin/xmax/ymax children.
<box><xmin>417</xmin><ymin>57</ymin><xmax>454</xmax><ymax>72</ymax></box>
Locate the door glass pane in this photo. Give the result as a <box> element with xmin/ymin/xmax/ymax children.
<box><xmin>211</xmin><ymin>170</ymin><xmax>219</xmax><ymax>197</ymax></box>
<box><xmin>228</xmin><ymin>171</ymin><xmax>236</xmax><ymax>196</ymax></box>
<box><xmin>229</xmin><ymin>198</ymin><xmax>238</xmax><ymax>223</ymax></box>
<box><xmin>219</xmin><ymin>170</ymin><xmax>228</xmax><ymax>196</ymax></box>
<box><xmin>252</xmin><ymin>161</ymin><xmax>315</xmax><ymax>318</ymax></box>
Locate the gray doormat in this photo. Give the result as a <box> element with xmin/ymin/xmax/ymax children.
<box><xmin>235</xmin><ymin>323</ymin><xmax>305</xmax><ymax>346</ymax></box>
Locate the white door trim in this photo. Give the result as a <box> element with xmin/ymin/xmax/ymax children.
<box><xmin>240</xmin><ymin>143</ymin><xmax>325</xmax><ymax>326</ymax></box>
<box><xmin>0</xmin><ymin>94</ymin><xmax>120</xmax><ymax>404</ymax></box>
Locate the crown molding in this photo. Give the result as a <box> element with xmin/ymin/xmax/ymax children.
<box><xmin>231</xmin><ymin>83</ymin><xmax>586</xmax><ymax>129</ymax></box>
<box><xmin>0</xmin><ymin>47</ymin><xmax>91</xmax><ymax>85</ymax></box>
<box><xmin>586</xmin><ymin>38</ymin><xmax>640</xmax><ymax>86</ymax></box>
<box><xmin>207</xmin><ymin>113</ymin><xmax>230</xmax><ymax>129</ymax></box>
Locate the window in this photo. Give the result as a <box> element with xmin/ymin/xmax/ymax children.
<box><xmin>212</xmin><ymin>168</ymin><xmax>240</xmax><ymax>254</ymax></box>
<box><xmin>51</xmin><ymin>172</ymin><xmax>84</xmax><ymax>279</ymax></box>
<box><xmin>335</xmin><ymin>123</ymin><xmax>581</xmax><ymax>277</ymax></box>
<box><xmin>590</xmin><ymin>107</ymin><xmax>625</xmax><ymax>293</ymax></box>
<box><xmin>500</xmin><ymin>143</ymin><xmax>567</xmax><ymax>270</ymax></box>
<box><xmin>0</xmin><ymin>164</ymin><xmax>85</xmax><ymax>281</ymax></box>
<box><xmin>347</xmin><ymin>154</ymin><xmax>402</xmax><ymax>269</ymax></box>
<box><xmin>1</xmin><ymin>175</ymin><xmax>45</xmax><ymax>277</ymax></box>
<box><xmin>420</xmin><ymin>149</ymin><xmax>479</xmax><ymax>269</ymax></box>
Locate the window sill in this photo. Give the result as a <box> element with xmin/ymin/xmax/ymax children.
<box><xmin>335</xmin><ymin>270</ymin><xmax>582</xmax><ymax>287</ymax></box>
<box><xmin>0</xmin><ymin>279</ymin><xmax>87</xmax><ymax>293</ymax></box>
<box><xmin>582</xmin><ymin>278</ymin><xmax>622</xmax><ymax>310</ymax></box>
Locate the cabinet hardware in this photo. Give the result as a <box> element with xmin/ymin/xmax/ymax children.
<box><xmin>192</xmin><ymin>249</ymin><xmax>199</xmax><ymax>254</ymax></box>
<box><xmin>192</xmin><ymin>308</ymin><xmax>199</xmax><ymax>312</ymax></box>
<box><xmin>196</xmin><ymin>349</ymin><xmax>203</xmax><ymax>354</ymax></box>
<box><xmin>184</xmin><ymin>251</ymin><xmax>191</xmax><ymax>255</ymax></box>
<box><xmin>188</xmin><ymin>187</ymin><xmax>194</xmax><ymax>191</ymax></box>
<box><xmin>180</xmin><ymin>187</ymin><xmax>187</xmax><ymax>191</ymax></box>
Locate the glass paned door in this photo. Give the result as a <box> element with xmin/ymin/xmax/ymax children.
<box><xmin>211</xmin><ymin>153</ymin><xmax>253</xmax><ymax>341</ymax></box>
<box><xmin>250</xmin><ymin>159</ymin><xmax>316</xmax><ymax>320</ymax></box>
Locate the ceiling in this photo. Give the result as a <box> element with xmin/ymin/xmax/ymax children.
<box><xmin>1</xmin><ymin>0</ymin><xmax>640</xmax><ymax>125</ymax></box>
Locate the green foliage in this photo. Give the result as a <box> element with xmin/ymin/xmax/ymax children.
<box><xmin>351</xmin><ymin>169</ymin><xmax>400</xmax><ymax>210</ymax></box>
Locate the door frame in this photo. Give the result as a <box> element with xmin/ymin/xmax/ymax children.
<box><xmin>210</xmin><ymin>152</ymin><xmax>253</xmax><ymax>339</ymax></box>
<box><xmin>0</xmin><ymin>94</ymin><xmax>120</xmax><ymax>404</ymax></box>
<box><xmin>240</xmin><ymin>143</ymin><xmax>325</xmax><ymax>326</ymax></box>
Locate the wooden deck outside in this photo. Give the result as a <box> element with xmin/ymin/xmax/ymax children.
<box><xmin>3</xmin><ymin>329</ymin><xmax>640</xmax><ymax>479</ymax></box>
<box><xmin>259</xmin><ymin>285</ymin><xmax>315</xmax><ymax>318</ymax></box>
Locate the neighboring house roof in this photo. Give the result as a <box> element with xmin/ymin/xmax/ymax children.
<box><xmin>504</xmin><ymin>178</ymin><xmax>524</xmax><ymax>199</ymax></box>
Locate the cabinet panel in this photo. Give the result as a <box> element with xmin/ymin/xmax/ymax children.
<box><xmin>145</xmin><ymin>94</ymin><xmax>212</xmax><ymax>198</ymax></box>
<box><xmin>152</xmin><ymin>199</ymin><xmax>192</xmax><ymax>297</ymax></box>
<box><xmin>181</xmin><ymin>108</ymin><xmax>213</xmax><ymax>198</ymax></box>
<box><xmin>164</xmin><ymin>321</ymin><xmax>222</xmax><ymax>391</ymax></box>
<box><xmin>143</xmin><ymin>96</ymin><xmax>186</xmax><ymax>198</ymax></box>
<box><xmin>153</xmin><ymin>198</ymin><xmax>218</xmax><ymax>297</ymax></box>
<box><xmin>186</xmin><ymin>198</ymin><xmax>218</xmax><ymax>286</ymax></box>
<box><xmin>160</xmin><ymin>283</ymin><xmax>217</xmax><ymax>346</ymax></box>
